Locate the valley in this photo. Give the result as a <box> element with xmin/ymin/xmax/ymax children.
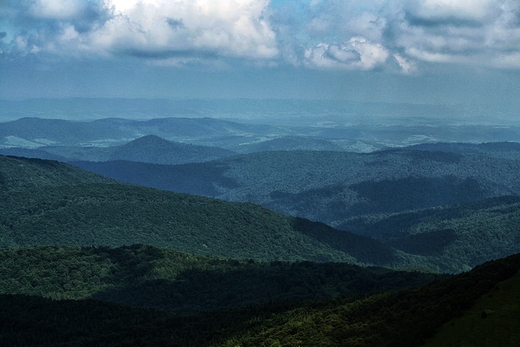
<box><xmin>1</xmin><ymin>106</ymin><xmax>519</xmax><ymax>345</ymax></box>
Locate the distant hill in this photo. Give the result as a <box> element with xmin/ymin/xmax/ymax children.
<box><xmin>240</xmin><ymin>135</ymin><xmax>344</xmax><ymax>152</ymax></box>
<box><xmin>0</xmin><ymin>154</ymin><xmax>408</xmax><ymax>268</ymax></box>
<box><xmin>1</xmin><ymin>251</ymin><xmax>518</xmax><ymax>346</ymax></box>
<box><xmin>0</xmin><ymin>116</ymin><xmax>289</xmax><ymax>148</ymax></box>
<box><xmin>3</xmin><ymin>115</ymin><xmax>520</xmax><ymax>156</ymax></box>
<box><xmin>406</xmin><ymin>141</ymin><xmax>520</xmax><ymax>160</ymax></box>
<box><xmin>107</xmin><ymin>135</ymin><xmax>236</xmax><ymax>164</ymax></box>
<box><xmin>0</xmin><ymin>135</ymin><xmax>236</xmax><ymax>164</ymax></box>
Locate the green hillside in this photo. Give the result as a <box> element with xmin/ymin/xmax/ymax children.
<box><xmin>71</xmin><ymin>149</ymin><xmax>520</xmax><ymax>222</ymax></box>
<box><xmin>423</xmin><ymin>270</ymin><xmax>520</xmax><ymax>347</ymax></box>
<box><xmin>0</xmin><ymin>154</ymin><xmax>405</xmax><ymax>267</ymax></box>
<box><xmin>408</xmin><ymin>141</ymin><xmax>520</xmax><ymax>160</ymax></box>
<box><xmin>341</xmin><ymin>196</ymin><xmax>520</xmax><ymax>272</ymax></box>
<box><xmin>0</xmin><ymin>244</ymin><xmax>442</xmax><ymax>315</ymax></box>
<box><xmin>0</xmin><ymin>155</ymin><xmax>116</xmax><ymax>191</ymax></box>
<box><xmin>67</xmin><ymin>150</ymin><xmax>520</xmax><ymax>273</ymax></box>
<box><xmin>0</xmin><ymin>252</ymin><xmax>518</xmax><ymax>347</ymax></box>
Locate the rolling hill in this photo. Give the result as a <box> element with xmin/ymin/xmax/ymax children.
<box><xmin>0</xmin><ymin>116</ymin><xmax>289</xmax><ymax>149</ymax></box>
<box><xmin>0</xmin><ymin>134</ymin><xmax>237</xmax><ymax>164</ymax></box>
<box><xmin>0</xmin><ymin>154</ymin><xmax>410</xmax><ymax>267</ymax></box>
<box><xmin>107</xmin><ymin>134</ymin><xmax>236</xmax><ymax>164</ymax></box>
<box><xmin>68</xmin><ymin>149</ymin><xmax>520</xmax><ymax>273</ymax></box>
<box><xmin>340</xmin><ymin>195</ymin><xmax>520</xmax><ymax>272</ymax></box>
<box><xmin>71</xmin><ymin>149</ymin><xmax>520</xmax><ymax>223</ymax></box>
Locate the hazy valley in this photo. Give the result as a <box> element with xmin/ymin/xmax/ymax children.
<box><xmin>1</xmin><ymin>99</ymin><xmax>519</xmax><ymax>346</ymax></box>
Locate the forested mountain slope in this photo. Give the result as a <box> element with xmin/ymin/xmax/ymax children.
<box><xmin>0</xmin><ymin>244</ymin><xmax>442</xmax><ymax>315</ymax></box>
<box><xmin>0</xmin><ymin>155</ymin><xmax>116</xmax><ymax>191</ymax></box>
<box><xmin>72</xmin><ymin>149</ymin><xmax>520</xmax><ymax>223</ymax></box>
<box><xmin>424</xmin><ymin>270</ymin><xmax>520</xmax><ymax>347</ymax></box>
<box><xmin>1</xmin><ymin>252</ymin><xmax>518</xmax><ymax>347</ymax></box>
<box><xmin>0</xmin><ymin>154</ymin><xmax>408</xmax><ymax>268</ymax></box>
<box><xmin>341</xmin><ymin>195</ymin><xmax>520</xmax><ymax>272</ymax></box>
<box><xmin>407</xmin><ymin>141</ymin><xmax>520</xmax><ymax>160</ymax></box>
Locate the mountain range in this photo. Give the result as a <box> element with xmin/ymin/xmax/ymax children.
<box><xmin>1</xmin><ymin>111</ymin><xmax>520</xmax><ymax>345</ymax></box>
<box><xmin>3</xmin><ymin>116</ymin><xmax>520</xmax><ymax>155</ymax></box>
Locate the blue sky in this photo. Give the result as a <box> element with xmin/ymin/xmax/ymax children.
<box><xmin>1</xmin><ymin>0</ymin><xmax>520</xmax><ymax>106</ymax></box>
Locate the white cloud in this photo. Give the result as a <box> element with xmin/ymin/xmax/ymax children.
<box><xmin>405</xmin><ymin>0</ymin><xmax>498</xmax><ymax>22</ymax></box>
<box><xmin>393</xmin><ymin>53</ymin><xmax>417</xmax><ymax>74</ymax></box>
<box><xmin>304</xmin><ymin>37</ymin><xmax>389</xmax><ymax>70</ymax></box>
<box><xmin>2</xmin><ymin>0</ymin><xmax>520</xmax><ymax>71</ymax></box>
<box><xmin>94</xmin><ymin>0</ymin><xmax>279</xmax><ymax>60</ymax></box>
<box><xmin>29</xmin><ymin>0</ymin><xmax>87</xmax><ymax>20</ymax></box>
<box><xmin>395</xmin><ymin>0</ymin><xmax>520</xmax><ymax>69</ymax></box>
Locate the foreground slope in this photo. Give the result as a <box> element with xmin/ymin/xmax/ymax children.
<box><xmin>1</xmin><ymin>252</ymin><xmax>518</xmax><ymax>347</ymax></box>
<box><xmin>424</xmin><ymin>270</ymin><xmax>520</xmax><ymax>347</ymax></box>
<box><xmin>0</xmin><ymin>154</ymin><xmax>402</xmax><ymax>266</ymax></box>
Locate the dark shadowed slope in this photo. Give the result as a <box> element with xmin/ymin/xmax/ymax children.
<box><xmin>0</xmin><ymin>252</ymin><xmax>518</xmax><ymax>346</ymax></box>
<box><xmin>0</xmin><ymin>244</ymin><xmax>443</xmax><ymax>315</ymax></box>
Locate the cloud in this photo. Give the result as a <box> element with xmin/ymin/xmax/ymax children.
<box><xmin>304</xmin><ymin>37</ymin><xmax>389</xmax><ymax>70</ymax></box>
<box><xmin>395</xmin><ymin>0</ymin><xmax>520</xmax><ymax>68</ymax></box>
<box><xmin>1</xmin><ymin>0</ymin><xmax>520</xmax><ymax>71</ymax></box>
<box><xmin>90</xmin><ymin>0</ymin><xmax>279</xmax><ymax>60</ymax></box>
<box><xmin>28</xmin><ymin>0</ymin><xmax>88</xmax><ymax>20</ymax></box>
<box><xmin>1</xmin><ymin>0</ymin><xmax>278</xmax><ymax>62</ymax></box>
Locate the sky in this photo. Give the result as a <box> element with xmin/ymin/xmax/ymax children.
<box><xmin>1</xmin><ymin>0</ymin><xmax>520</xmax><ymax>106</ymax></box>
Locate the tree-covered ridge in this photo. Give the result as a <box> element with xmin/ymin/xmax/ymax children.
<box><xmin>0</xmin><ymin>244</ymin><xmax>443</xmax><ymax>315</ymax></box>
<box><xmin>0</xmin><ymin>252</ymin><xmax>518</xmax><ymax>347</ymax></box>
<box><xmin>424</xmin><ymin>270</ymin><xmax>520</xmax><ymax>346</ymax></box>
<box><xmin>407</xmin><ymin>141</ymin><xmax>520</xmax><ymax>160</ymax></box>
<box><xmin>1</xmin><ymin>154</ymin><xmax>409</xmax><ymax>267</ymax></box>
<box><xmin>108</xmin><ymin>135</ymin><xmax>236</xmax><ymax>164</ymax></box>
<box><xmin>0</xmin><ymin>134</ymin><xmax>237</xmax><ymax>164</ymax></box>
<box><xmin>3</xmin><ymin>153</ymin><xmax>518</xmax><ymax>272</ymax></box>
<box><xmin>340</xmin><ymin>195</ymin><xmax>520</xmax><ymax>272</ymax></box>
<box><xmin>71</xmin><ymin>149</ymin><xmax>520</xmax><ymax>222</ymax></box>
<box><xmin>0</xmin><ymin>155</ymin><xmax>115</xmax><ymax>192</ymax></box>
